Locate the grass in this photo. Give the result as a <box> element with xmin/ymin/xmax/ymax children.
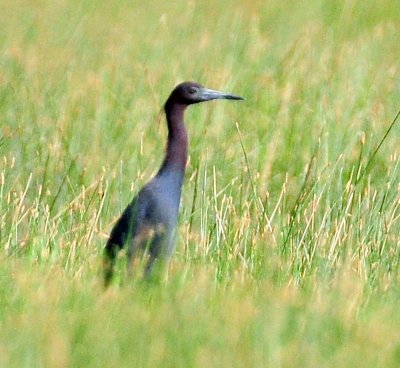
<box><xmin>1</xmin><ymin>0</ymin><xmax>400</xmax><ymax>366</ymax></box>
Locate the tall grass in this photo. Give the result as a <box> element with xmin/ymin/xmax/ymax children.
<box><xmin>1</xmin><ymin>0</ymin><xmax>400</xmax><ymax>366</ymax></box>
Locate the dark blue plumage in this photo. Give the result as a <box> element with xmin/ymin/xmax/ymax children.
<box><xmin>104</xmin><ymin>81</ymin><xmax>243</xmax><ymax>285</ymax></box>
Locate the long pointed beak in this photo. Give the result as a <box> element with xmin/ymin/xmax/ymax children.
<box><xmin>199</xmin><ymin>88</ymin><xmax>244</xmax><ymax>101</ymax></box>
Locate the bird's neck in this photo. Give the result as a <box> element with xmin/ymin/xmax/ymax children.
<box><xmin>158</xmin><ymin>102</ymin><xmax>188</xmax><ymax>175</ymax></box>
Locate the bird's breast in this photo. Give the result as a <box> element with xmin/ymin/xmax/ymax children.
<box><xmin>145</xmin><ymin>170</ymin><xmax>184</xmax><ymax>226</ymax></box>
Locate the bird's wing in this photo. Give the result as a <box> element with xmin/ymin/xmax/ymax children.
<box><xmin>107</xmin><ymin>200</ymin><xmax>136</xmax><ymax>250</ymax></box>
<box><xmin>104</xmin><ymin>194</ymin><xmax>148</xmax><ymax>285</ymax></box>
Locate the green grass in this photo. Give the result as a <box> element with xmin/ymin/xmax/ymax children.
<box><xmin>1</xmin><ymin>0</ymin><xmax>400</xmax><ymax>366</ymax></box>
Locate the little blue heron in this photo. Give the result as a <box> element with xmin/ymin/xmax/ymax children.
<box><xmin>104</xmin><ymin>81</ymin><xmax>243</xmax><ymax>285</ymax></box>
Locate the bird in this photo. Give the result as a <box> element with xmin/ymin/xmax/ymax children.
<box><xmin>103</xmin><ymin>81</ymin><xmax>243</xmax><ymax>286</ymax></box>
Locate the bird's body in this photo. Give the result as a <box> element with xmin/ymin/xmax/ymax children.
<box><xmin>104</xmin><ymin>81</ymin><xmax>243</xmax><ymax>285</ymax></box>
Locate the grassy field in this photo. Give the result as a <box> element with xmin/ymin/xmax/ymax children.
<box><xmin>1</xmin><ymin>0</ymin><xmax>400</xmax><ymax>366</ymax></box>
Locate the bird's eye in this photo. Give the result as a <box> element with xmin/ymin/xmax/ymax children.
<box><xmin>188</xmin><ymin>87</ymin><xmax>197</xmax><ymax>94</ymax></box>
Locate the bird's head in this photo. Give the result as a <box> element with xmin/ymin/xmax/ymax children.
<box><xmin>164</xmin><ymin>81</ymin><xmax>243</xmax><ymax>110</ymax></box>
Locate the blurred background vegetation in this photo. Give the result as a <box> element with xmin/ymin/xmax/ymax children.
<box><xmin>1</xmin><ymin>0</ymin><xmax>400</xmax><ymax>367</ymax></box>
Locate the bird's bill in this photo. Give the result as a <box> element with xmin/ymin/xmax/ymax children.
<box><xmin>199</xmin><ymin>88</ymin><xmax>244</xmax><ymax>101</ymax></box>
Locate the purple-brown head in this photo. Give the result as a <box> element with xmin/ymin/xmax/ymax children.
<box><xmin>164</xmin><ymin>81</ymin><xmax>243</xmax><ymax>110</ymax></box>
